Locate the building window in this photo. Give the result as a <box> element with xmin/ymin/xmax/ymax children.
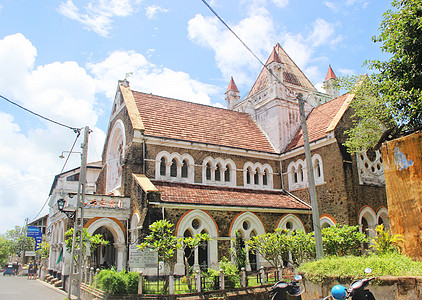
<box><xmin>170</xmin><ymin>159</ymin><xmax>177</xmax><ymax>177</ymax></box>
<box><xmin>160</xmin><ymin>157</ymin><xmax>166</xmax><ymax>176</ymax></box>
<box><xmin>225</xmin><ymin>166</ymin><xmax>231</xmax><ymax>182</ymax></box>
<box><xmin>66</xmin><ymin>173</ymin><xmax>80</xmax><ymax>181</ymax></box>
<box><xmin>206</xmin><ymin>162</ymin><xmax>212</xmax><ymax>181</ymax></box>
<box><xmin>181</xmin><ymin>160</ymin><xmax>188</xmax><ymax>178</ymax></box>
<box><xmin>263</xmin><ymin>171</ymin><xmax>268</xmax><ymax>186</ymax></box>
<box><xmin>246</xmin><ymin>168</ymin><xmax>252</xmax><ymax>184</ymax></box>
<box><xmin>215</xmin><ymin>164</ymin><xmax>221</xmax><ymax>182</ymax></box>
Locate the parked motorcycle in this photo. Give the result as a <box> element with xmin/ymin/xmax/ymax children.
<box><xmin>269</xmin><ymin>274</ymin><xmax>304</xmax><ymax>300</ymax></box>
<box><xmin>317</xmin><ymin>268</ymin><xmax>375</xmax><ymax>300</ymax></box>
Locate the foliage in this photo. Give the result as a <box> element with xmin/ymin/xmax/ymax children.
<box><xmin>206</xmin><ymin>256</ymin><xmax>240</xmax><ymax>288</ymax></box>
<box><xmin>339</xmin><ymin>0</ymin><xmax>422</xmax><ymax>152</ymax></box>
<box><xmin>138</xmin><ymin>219</ymin><xmax>178</xmax><ymax>273</ymax></box>
<box><xmin>4</xmin><ymin>226</ymin><xmax>35</xmax><ymax>257</ymax></box>
<box><xmin>64</xmin><ymin>228</ymin><xmax>108</xmax><ymax>266</ymax></box>
<box><xmin>96</xmin><ymin>268</ymin><xmax>139</xmax><ymax>294</ymax></box>
<box><xmin>0</xmin><ymin>236</ymin><xmax>11</xmax><ymax>266</ymax></box>
<box><xmin>369</xmin><ymin>224</ymin><xmax>404</xmax><ymax>254</ymax></box>
<box><xmin>231</xmin><ymin>230</ymin><xmax>247</xmax><ymax>271</ymax></box>
<box><xmin>36</xmin><ymin>242</ymin><xmax>50</xmax><ymax>259</ymax></box>
<box><xmin>287</xmin><ymin>229</ymin><xmax>315</xmax><ymax>265</ymax></box>
<box><xmin>322</xmin><ymin>225</ymin><xmax>368</xmax><ymax>256</ymax></box>
<box><xmin>247</xmin><ymin>229</ymin><xmax>290</xmax><ymax>268</ymax></box>
<box><xmin>297</xmin><ymin>252</ymin><xmax>422</xmax><ymax>282</ymax></box>
<box><xmin>138</xmin><ymin>219</ymin><xmax>209</xmax><ymax>276</ymax></box>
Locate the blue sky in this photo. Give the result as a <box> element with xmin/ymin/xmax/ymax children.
<box><xmin>0</xmin><ymin>0</ymin><xmax>393</xmax><ymax>234</ymax></box>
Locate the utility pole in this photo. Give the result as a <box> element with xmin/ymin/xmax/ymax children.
<box><xmin>68</xmin><ymin>126</ymin><xmax>90</xmax><ymax>300</ymax></box>
<box><xmin>297</xmin><ymin>93</ymin><xmax>324</xmax><ymax>259</ymax></box>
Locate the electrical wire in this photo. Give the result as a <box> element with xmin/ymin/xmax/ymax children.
<box><xmin>60</xmin><ymin>130</ymin><xmax>82</xmax><ymax>173</ymax></box>
<box><xmin>0</xmin><ymin>94</ymin><xmax>80</xmax><ymax>133</ymax></box>
<box><xmin>200</xmin><ymin>0</ymin><xmax>295</xmax><ymax>95</ymax></box>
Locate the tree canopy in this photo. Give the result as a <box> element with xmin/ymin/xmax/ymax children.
<box><xmin>341</xmin><ymin>0</ymin><xmax>422</xmax><ymax>152</ymax></box>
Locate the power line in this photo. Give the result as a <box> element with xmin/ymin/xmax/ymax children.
<box><xmin>200</xmin><ymin>0</ymin><xmax>295</xmax><ymax>95</ymax></box>
<box><xmin>0</xmin><ymin>94</ymin><xmax>80</xmax><ymax>133</ymax></box>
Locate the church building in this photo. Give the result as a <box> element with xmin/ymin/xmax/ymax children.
<box><xmin>50</xmin><ymin>43</ymin><xmax>388</xmax><ymax>278</ymax></box>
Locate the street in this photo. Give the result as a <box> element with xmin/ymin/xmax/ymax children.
<box><xmin>0</xmin><ymin>275</ymin><xmax>68</xmax><ymax>300</ymax></box>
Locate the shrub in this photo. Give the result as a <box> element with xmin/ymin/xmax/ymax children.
<box><xmin>96</xmin><ymin>269</ymin><xmax>139</xmax><ymax>295</ymax></box>
<box><xmin>207</xmin><ymin>257</ymin><xmax>240</xmax><ymax>288</ymax></box>
<box><xmin>369</xmin><ymin>224</ymin><xmax>404</xmax><ymax>254</ymax></box>
<box><xmin>297</xmin><ymin>252</ymin><xmax>422</xmax><ymax>282</ymax></box>
<box><xmin>322</xmin><ymin>225</ymin><xmax>368</xmax><ymax>256</ymax></box>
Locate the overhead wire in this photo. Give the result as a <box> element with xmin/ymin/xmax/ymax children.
<box><xmin>0</xmin><ymin>94</ymin><xmax>80</xmax><ymax>133</ymax></box>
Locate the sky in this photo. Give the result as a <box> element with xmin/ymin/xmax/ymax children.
<box><xmin>0</xmin><ymin>0</ymin><xmax>393</xmax><ymax>234</ymax></box>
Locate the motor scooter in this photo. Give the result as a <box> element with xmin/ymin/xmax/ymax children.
<box><xmin>269</xmin><ymin>274</ymin><xmax>304</xmax><ymax>300</ymax></box>
<box><xmin>317</xmin><ymin>268</ymin><xmax>375</xmax><ymax>300</ymax></box>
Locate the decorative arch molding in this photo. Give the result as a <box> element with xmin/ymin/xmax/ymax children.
<box><xmin>287</xmin><ymin>154</ymin><xmax>325</xmax><ymax>191</ymax></box>
<box><xmin>358</xmin><ymin>206</ymin><xmax>377</xmax><ymax>236</ymax></box>
<box><xmin>376</xmin><ymin>206</ymin><xmax>390</xmax><ymax>230</ymax></box>
<box><xmin>202</xmin><ymin>157</ymin><xmax>237</xmax><ymax>186</ymax></box>
<box><xmin>276</xmin><ymin>213</ymin><xmax>306</xmax><ymax>232</ymax></box>
<box><xmin>86</xmin><ymin>217</ymin><xmax>126</xmax><ymax>244</ymax></box>
<box><xmin>106</xmin><ymin>119</ymin><xmax>126</xmax><ymax>195</ymax></box>
<box><xmin>319</xmin><ymin>214</ymin><xmax>336</xmax><ymax>229</ymax></box>
<box><xmin>130</xmin><ymin>210</ymin><xmax>141</xmax><ymax>243</ymax></box>
<box><xmin>155</xmin><ymin>151</ymin><xmax>195</xmax><ymax>183</ymax></box>
<box><xmin>242</xmin><ymin>162</ymin><xmax>274</xmax><ymax>189</ymax></box>
<box><xmin>174</xmin><ymin>210</ymin><xmax>219</xmax><ymax>274</ymax></box>
<box><xmin>230</xmin><ymin>212</ymin><xmax>266</xmax><ymax>238</ymax></box>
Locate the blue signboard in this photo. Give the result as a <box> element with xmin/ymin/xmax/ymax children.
<box><xmin>27</xmin><ymin>226</ymin><xmax>42</xmax><ymax>251</ymax></box>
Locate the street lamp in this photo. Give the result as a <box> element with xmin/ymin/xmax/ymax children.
<box><xmin>57</xmin><ymin>198</ymin><xmax>76</xmax><ymax>221</ymax></box>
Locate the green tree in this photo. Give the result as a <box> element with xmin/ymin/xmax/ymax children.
<box><xmin>36</xmin><ymin>242</ymin><xmax>50</xmax><ymax>259</ymax></box>
<box><xmin>231</xmin><ymin>230</ymin><xmax>247</xmax><ymax>271</ymax></box>
<box><xmin>247</xmin><ymin>229</ymin><xmax>290</xmax><ymax>268</ymax></box>
<box><xmin>64</xmin><ymin>228</ymin><xmax>108</xmax><ymax>266</ymax></box>
<box><xmin>340</xmin><ymin>0</ymin><xmax>422</xmax><ymax>152</ymax></box>
<box><xmin>4</xmin><ymin>226</ymin><xmax>34</xmax><ymax>257</ymax></box>
<box><xmin>0</xmin><ymin>236</ymin><xmax>11</xmax><ymax>266</ymax></box>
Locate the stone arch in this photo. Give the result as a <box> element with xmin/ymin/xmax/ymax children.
<box><xmin>230</xmin><ymin>212</ymin><xmax>266</xmax><ymax>271</ymax></box>
<box><xmin>312</xmin><ymin>154</ymin><xmax>325</xmax><ymax>184</ymax></box>
<box><xmin>358</xmin><ymin>206</ymin><xmax>377</xmax><ymax>238</ymax></box>
<box><xmin>376</xmin><ymin>206</ymin><xmax>390</xmax><ymax>230</ymax></box>
<box><xmin>86</xmin><ymin>217</ymin><xmax>126</xmax><ymax>271</ymax></box>
<box><xmin>175</xmin><ymin>210</ymin><xmax>218</xmax><ymax>274</ymax></box>
<box><xmin>106</xmin><ymin>119</ymin><xmax>126</xmax><ymax>194</ymax></box>
<box><xmin>276</xmin><ymin>214</ymin><xmax>306</xmax><ymax>232</ymax></box>
<box><xmin>320</xmin><ymin>214</ymin><xmax>336</xmax><ymax>229</ymax></box>
<box><xmin>130</xmin><ymin>211</ymin><xmax>141</xmax><ymax>243</ymax></box>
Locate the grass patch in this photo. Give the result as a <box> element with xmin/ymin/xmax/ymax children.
<box><xmin>297</xmin><ymin>253</ymin><xmax>422</xmax><ymax>282</ymax></box>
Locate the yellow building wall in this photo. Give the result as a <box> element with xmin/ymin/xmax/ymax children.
<box><xmin>382</xmin><ymin>131</ymin><xmax>422</xmax><ymax>259</ymax></box>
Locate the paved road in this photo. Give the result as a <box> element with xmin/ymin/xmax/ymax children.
<box><xmin>0</xmin><ymin>275</ymin><xmax>68</xmax><ymax>300</ymax></box>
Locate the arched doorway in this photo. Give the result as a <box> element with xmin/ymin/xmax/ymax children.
<box><xmin>91</xmin><ymin>227</ymin><xmax>115</xmax><ymax>269</ymax></box>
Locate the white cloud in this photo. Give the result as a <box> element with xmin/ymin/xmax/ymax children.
<box><xmin>57</xmin><ymin>0</ymin><xmax>142</xmax><ymax>37</ymax></box>
<box><xmin>145</xmin><ymin>5</ymin><xmax>168</xmax><ymax>20</ymax></box>
<box><xmin>324</xmin><ymin>0</ymin><xmax>369</xmax><ymax>13</ymax></box>
<box><xmin>87</xmin><ymin>50</ymin><xmax>219</xmax><ymax>105</ymax></box>
<box><xmin>0</xmin><ymin>33</ymin><xmax>105</xmax><ymax>234</ymax></box>
<box><xmin>270</xmin><ymin>0</ymin><xmax>289</xmax><ymax>7</ymax></box>
<box><xmin>308</xmin><ymin>18</ymin><xmax>335</xmax><ymax>47</ymax></box>
<box><xmin>339</xmin><ymin>68</ymin><xmax>356</xmax><ymax>76</ymax></box>
<box><xmin>188</xmin><ymin>12</ymin><xmax>278</xmax><ymax>86</ymax></box>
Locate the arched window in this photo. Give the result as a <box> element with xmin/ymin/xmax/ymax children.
<box><xmin>215</xmin><ymin>164</ymin><xmax>221</xmax><ymax>181</ymax></box>
<box><xmin>170</xmin><ymin>159</ymin><xmax>177</xmax><ymax>177</ymax></box>
<box><xmin>254</xmin><ymin>171</ymin><xmax>259</xmax><ymax>185</ymax></box>
<box><xmin>160</xmin><ymin>157</ymin><xmax>166</xmax><ymax>176</ymax></box>
<box><xmin>225</xmin><ymin>165</ymin><xmax>231</xmax><ymax>182</ymax></box>
<box><xmin>206</xmin><ymin>162</ymin><xmax>212</xmax><ymax>181</ymax></box>
<box><xmin>181</xmin><ymin>160</ymin><xmax>188</xmax><ymax>178</ymax></box>
<box><xmin>263</xmin><ymin>170</ymin><xmax>268</xmax><ymax>186</ymax></box>
<box><xmin>246</xmin><ymin>168</ymin><xmax>252</xmax><ymax>184</ymax></box>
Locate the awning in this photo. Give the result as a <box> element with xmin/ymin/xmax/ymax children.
<box><xmin>132</xmin><ymin>174</ymin><xmax>159</xmax><ymax>193</ymax></box>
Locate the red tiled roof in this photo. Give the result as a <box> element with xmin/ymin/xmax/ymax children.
<box><xmin>285</xmin><ymin>94</ymin><xmax>349</xmax><ymax>151</ymax></box>
<box><xmin>248</xmin><ymin>43</ymin><xmax>317</xmax><ymax>96</ymax></box>
<box><xmin>325</xmin><ymin>65</ymin><xmax>337</xmax><ymax>81</ymax></box>
<box><xmin>151</xmin><ymin>181</ymin><xmax>310</xmax><ymax>210</ymax></box>
<box><xmin>132</xmin><ymin>91</ymin><xmax>275</xmax><ymax>153</ymax></box>
<box><xmin>226</xmin><ymin>76</ymin><xmax>239</xmax><ymax>93</ymax></box>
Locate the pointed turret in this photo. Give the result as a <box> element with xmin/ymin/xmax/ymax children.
<box><xmin>225</xmin><ymin>77</ymin><xmax>240</xmax><ymax>110</ymax></box>
<box><xmin>323</xmin><ymin>65</ymin><xmax>339</xmax><ymax>99</ymax></box>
